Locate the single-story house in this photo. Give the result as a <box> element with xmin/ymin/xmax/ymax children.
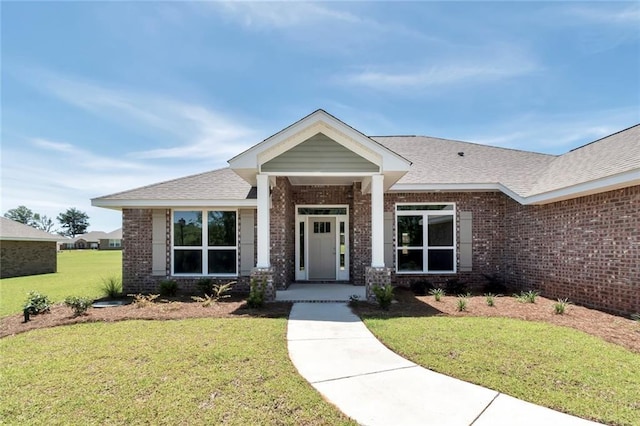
<box><xmin>99</xmin><ymin>228</ymin><xmax>123</xmax><ymax>250</ymax></box>
<box><xmin>0</xmin><ymin>217</ymin><xmax>62</xmax><ymax>278</ymax></box>
<box><xmin>92</xmin><ymin>110</ymin><xmax>639</xmax><ymax>315</ymax></box>
<box><xmin>60</xmin><ymin>229</ymin><xmax>123</xmax><ymax>250</ymax></box>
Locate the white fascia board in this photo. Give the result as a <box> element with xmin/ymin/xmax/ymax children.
<box><xmin>265</xmin><ymin>171</ymin><xmax>378</xmax><ymax>177</ymax></box>
<box><xmin>92</xmin><ymin>199</ymin><xmax>258</xmax><ymax>210</ymax></box>
<box><xmin>524</xmin><ymin>169</ymin><xmax>640</xmax><ymax>205</ymax></box>
<box><xmin>0</xmin><ymin>236</ymin><xmax>62</xmax><ymax>242</ymax></box>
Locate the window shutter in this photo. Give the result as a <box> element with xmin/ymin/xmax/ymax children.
<box><xmin>459</xmin><ymin>211</ymin><xmax>472</xmax><ymax>272</ymax></box>
<box><xmin>384</xmin><ymin>211</ymin><xmax>394</xmax><ymax>269</ymax></box>
<box><xmin>152</xmin><ymin>210</ymin><xmax>167</xmax><ymax>276</ymax></box>
<box><xmin>239</xmin><ymin>209</ymin><xmax>255</xmax><ymax>276</ymax></box>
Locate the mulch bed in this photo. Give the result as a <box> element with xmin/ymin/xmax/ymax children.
<box><xmin>2</xmin><ymin>289</ymin><xmax>639</xmax><ymax>354</ymax></box>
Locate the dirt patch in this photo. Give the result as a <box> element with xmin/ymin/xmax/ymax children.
<box><xmin>354</xmin><ymin>288</ymin><xmax>640</xmax><ymax>353</ymax></box>
<box><xmin>2</xmin><ymin>289</ymin><xmax>639</xmax><ymax>354</ymax></box>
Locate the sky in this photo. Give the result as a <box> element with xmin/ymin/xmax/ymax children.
<box><xmin>2</xmin><ymin>1</ymin><xmax>639</xmax><ymax>233</ymax></box>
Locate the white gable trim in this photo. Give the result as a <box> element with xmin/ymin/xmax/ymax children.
<box><xmin>92</xmin><ymin>199</ymin><xmax>258</xmax><ymax>210</ymax></box>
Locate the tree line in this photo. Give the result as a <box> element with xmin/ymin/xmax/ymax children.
<box><xmin>4</xmin><ymin>205</ymin><xmax>90</xmax><ymax>237</ymax></box>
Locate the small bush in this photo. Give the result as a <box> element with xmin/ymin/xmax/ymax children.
<box><xmin>247</xmin><ymin>278</ymin><xmax>266</xmax><ymax>309</ymax></box>
<box><xmin>196</xmin><ymin>278</ymin><xmax>214</xmax><ymax>295</ymax></box>
<box><xmin>100</xmin><ymin>276</ymin><xmax>122</xmax><ymax>298</ymax></box>
<box><xmin>348</xmin><ymin>294</ymin><xmax>360</xmax><ymax>307</ymax></box>
<box><xmin>554</xmin><ymin>298</ymin><xmax>571</xmax><ymax>315</ymax></box>
<box><xmin>191</xmin><ymin>282</ymin><xmax>234</xmax><ymax>307</ymax></box>
<box><xmin>485</xmin><ymin>293</ymin><xmax>496</xmax><ymax>307</ymax></box>
<box><xmin>191</xmin><ymin>294</ymin><xmax>215</xmax><ymax>307</ymax></box>
<box><xmin>456</xmin><ymin>297</ymin><xmax>468</xmax><ymax>312</ymax></box>
<box><xmin>482</xmin><ymin>273</ymin><xmax>507</xmax><ymax>294</ymax></box>
<box><xmin>515</xmin><ymin>290</ymin><xmax>539</xmax><ymax>303</ymax></box>
<box><xmin>23</xmin><ymin>291</ymin><xmax>52</xmax><ymax>315</ymax></box>
<box><xmin>445</xmin><ymin>278</ymin><xmax>466</xmax><ymax>295</ymax></box>
<box><xmin>410</xmin><ymin>280</ymin><xmax>432</xmax><ymax>296</ymax></box>
<box><xmin>632</xmin><ymin>313</ymin><xmax>640</xmax><ymax>323</ymax></box>
<box><xmin>159</xmin><ymin>279</ymin><xmax>178</xmax><ymax>297</ymax></box>
<box><xmin>372</xmin><ymin>284</ymin><xmax>394</xmax><ymax>310</ymax></box>
<box><xmin>130</xmin><ymin>293</ymin><xmax>159</xmax><ymax>308</ymax></box>
<box><xmin>429</xmin><ymin>287</ymin><xmax>445</xmax><ymax>302</ymax></box>
<box><xmin>64</xmin><ymin>296</ymin><xmax>92</xmax><ymax>316</ymax></box>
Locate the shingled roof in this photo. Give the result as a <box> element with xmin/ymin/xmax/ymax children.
<box><xmin>0</xmin><ymin>217</ymin><xmax>63</xmax><ymax>242</ymax></box>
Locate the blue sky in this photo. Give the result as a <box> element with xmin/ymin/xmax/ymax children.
<box><xmin>2</xmin><ymin>1</ymin><xmax>639</xmax><ymax>232</ymax></box>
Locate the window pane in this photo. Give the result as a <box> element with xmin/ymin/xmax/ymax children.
<box><xmin>208</xmin><ymin>211</ymin><xmax>236</xmax><ymax>246</ymax></box>
<box><xmin>428</xmin><ymin>249</ymin><xmax>454</xmax><ymax>271</ymax></box>
<box><xmin>175</xmin><ymin>249</ymin><xmax>202</xmax><ymax>273</ymax></box>
<box><xmin>299</xmin><ymin>222</ymin><xmax>305</xmax><ymax>270</ymax></box>
<box><xmin>398</xmin><ymin>204</ymin><xmax>453</xmax><ymax>211</ymax></box>
<box><xmin>174</xmin><ymin>211</ymin><xmax>202</xmax><ymax>246</ymax></box>
<box><xmin>298</xmin><ymin>207</ymin><xmax>347</xmax><ymax>215</ymax></box>
<box><xmin>428</xmin><ymin>215</ymin><xmax>454</xmax><ymax>246</ymax></box>
<box><xmin>208</xmin><ymin>250</ymin><xmax>237</xmax><ymax>274</ymax></box>
<box><xmin>397</xmin><ymin>249</ymin><xmax>423</xmax><ymax>271</ymax></box>
<box><xmin>397</xmin><ymin>216</ymin><xmax>423</xmax><ymax>246</ymax></box>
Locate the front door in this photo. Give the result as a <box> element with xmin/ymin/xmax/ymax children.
<box><xmin>308</xmin><ymin>217</ymin><xmax>336</xmax><ymax>280</ymax></box>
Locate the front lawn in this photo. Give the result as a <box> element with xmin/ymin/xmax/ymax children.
<box><xmin>0</xmin><ymin>318</ymin><xmax>355</xmax><ymax>425</ymax></box>
<box><xmin>0</xmin><ymin>250</ymin><xmax>121</xmax><ymax>317</ymax></box>
<box><xmin>362</xmin><ymin>315</ymin><xmax>640</xmax><ymax>426</ymax></box>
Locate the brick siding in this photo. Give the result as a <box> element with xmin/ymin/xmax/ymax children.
<box><xmin>0</xmin><ymin>240</ymin><xmax>57</xmax><ymax>278</ymax></box>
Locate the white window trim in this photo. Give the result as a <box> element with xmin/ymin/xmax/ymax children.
<box><xmin>171</xmin><ymin>209</ymin><xmax>239</xmax><ymax>277</ymax></box>
<box><xmin>395</xmin><ymin>202</ymin><xmax>457</xmax><ymax>274</ymax></box>
<box><xmin>295</xmin><ymin>204</ymin><xmax>350</xmax><ymax>281</ymax></box>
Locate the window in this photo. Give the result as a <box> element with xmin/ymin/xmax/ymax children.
<box><xmin>396</xmin><ymin>204</ymin><xmax>455</xmax><ymax>273</ymax></box>
<box><xmin>173</xmin><ymin>210</ymin><xmax>237</xmax><ymax>275</ymax></box>
<box><xmin>108</xmin><ymin>239</ymin><xmax>121</xmax><ymax>248</ymax></box>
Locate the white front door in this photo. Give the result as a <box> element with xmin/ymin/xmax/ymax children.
<box><xmin>308</xmin><ymin>217</ymin><xmax>336</xmax><ymax>280</ymax></box>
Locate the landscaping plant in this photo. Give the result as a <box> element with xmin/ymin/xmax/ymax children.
<box><xmin>485</xmin><ymin>293</ymin><xmax>496</xmax><ymax>307</ymax></box>
<box><xmin>130</xmin><ymin>293</ymin><xmax>159</xmax><ymax>308</ymax></box>
<box><xmin>429</xmin><ymin>287</ymin><xmax>445</xmax><ymax>302</ymax></box>
<box><xmin>372</xmin><ymin>284</ymin><xmax>394</xmax><ymax>310</ymax></box>
<box><xmin>159</xmin><ymin>279</ymin><xmax>179</xmax><ymax>297</ymax></box>
<box><xmin>64</xmin><ymin>296</ymin><xmax>92</xmax><ymax>316</ymax></box>
<box><xmin>191</xmin><ymin>282</ymin><xmax>235</xmax><ymax>307</ymax></box>
<box><xmin>23</xmin><ymin>291</ymin><xmax>52</xmax><ymax>315</ymax></box>
<box><xmin>456</xmin><ymin>297</ymin><xmax>468</xmax><ymax>312</ymax></box>
<box><xmin>100</xmin><ymin>276</ymin><xmax>123</xmax><ymax>298</ymax></box>
<box><xmin>348</xmin><ymin>294</ymin><xmax>360</xmax><ymax>307</ymax></box>
<box><xmin>196</xmin><ymin>278</ymin><xmax>214</xmax><ymax>295</ymax></box>
<box><xmin>553</xmin><ymin>298</ymin><xmax>571</xmax><ymax>315</ymax></box>
<box><xmin>246</xmin><ymin>278</ymin><xmax>266</xmax><ymax>308</ymax></box>
<box><xmin>515</xmin><ymin>290</ymin><xmax>539</xmax><ymax>303</ymax></box>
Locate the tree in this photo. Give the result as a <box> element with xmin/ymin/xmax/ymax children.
<box><xmin>33</xmin><ymin>214</ymin><xmax>57</xmax><ymax>233</ymax></box>
<box><xmin>4</xmin><ymin>205</ymin><xmax>35</xmax><ymax>225</ymax></box>
<box><xmin>57</xmin><ymin>208</ymin><xmax>90</xmax><ymax>237</ymax></box>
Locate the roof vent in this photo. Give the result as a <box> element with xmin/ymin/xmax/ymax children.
<box><xmin>457</xmin><ymin>152</ymin><xmax>464</xmax><ymax>157</ymax></box>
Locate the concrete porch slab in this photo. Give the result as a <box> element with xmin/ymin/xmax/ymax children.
<box><xmin>275</xmin><ymin>283</ymin><xmax>365</xmax><ymax>302</ymax></box>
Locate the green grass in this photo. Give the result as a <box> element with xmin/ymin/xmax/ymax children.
<box><xmin>363</xmin><ymin>316</ymin><xmax>640</xmax><ymax>426</ymax></box>
<box><xmin>0</xmin><ymin>318</ymin><xmax>355</xmax><ymax>425</ymax></box>
<box><xmin>0</xmin><ymin>251</ymin><xmax>121</xmax><ymax>317</ymax></box>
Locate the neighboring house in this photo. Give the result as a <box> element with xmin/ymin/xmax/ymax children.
<box><xmin>72</xmin><ymin>231</ymin><xmax>107</xmax><ymax>250</ymax></box>
<box><xmin>99</xmin><ymin>228</ymin><xmax>123</xmax><ymax>250</ymax></box>
<box><xmin>0</xmin><ymin>217</ymin><xmax>62</xmax><ymax>278</ymax></box>
<box><xmin>92</xmin><ymin>110</ymin><xmax>639</xmax><ymax>315</ymax></box>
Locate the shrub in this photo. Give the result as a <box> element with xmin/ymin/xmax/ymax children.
<box><xmin>64</xmin><ymin>296</ymin><xmax>92</xmax><ymax>316</ymax></box>
<box><xmin>196</xmin><ymin>278</ymin><xmax>214</xmax><ymax>295</ymax></box>
<box><xmin>429</xmin><ymin>287</ymin><xmax>445</xmax><ymax>302</ymax></box>
<box><xmin>456</xmin><ymin>297</ymin><xmax>468</xmax><ymax>312</ymax></box>
<box><xmin>247</xmin><ymin>278</ymin><xmax>266</xmax><ymax>309</ymax></box>
<box><xmin>554</xmin><ymin>298</ymin><xmax>571</xmax><ymax>315</ymax></box>
<box><xmin>482</xmin><ymin>273</ymin><xmax>507</xmax><ymax>294</ymax></box>
<box><xmin>191</xmin><ymin>282</ymin><xmax>235</xmax><ymax>307</ymax></box>
<box><xmin>23</xmin><ymin>291</ymin><xmax>52</xmax><ymax>315</ymax></box>
<box><xmin>515</xmin><ymin>290</ymin><xmax>539</xmax><ymax>304</ymax></box>
<box><xmin>130</xmin><ymin>293</ymin><xmax>159</xmax><ymax>308</ymax></box>
<box><xmin>632</xmin><ymin>313</ymin><xmax>640</xmax><ymax>323</ymax></box>
<box><xmin>445</xmin><ymin>278</ymin><xmax>466</xmax><ymax>295</ymax></box>
<box><xmin>410</xmin><ymin>280</ymin><xmax>433</xmax><ymax>296</ymax></box>
<box><xmin>100</xmin><ymin>276</ymin><xmax>122</xmax><ymax>298</ymax></box>
<box><xmin>159</xmin><ymin>279</ymin><xmax>178</xmax><ymax>297</ymax></box>
<box><xmin>372</xmin><ymin>284</ymin><xmax>394</xmax><ymax>310</ymax></box>
<box><xmin>485</xmin><ymin>293</ymin><xmax>496</xmax><ymax>307</ymax></box>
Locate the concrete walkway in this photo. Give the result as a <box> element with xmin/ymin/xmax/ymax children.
<box><xmin>287</xmin><ymin>303</ymin><xmax>601</xmax><ymax>426</ymax></box>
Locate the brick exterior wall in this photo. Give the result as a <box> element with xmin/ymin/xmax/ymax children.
<box><xmin>0</xmin><ymin>240</ymin><xmax>57</xmax><ymax>278</ymax></box>
<box><xmin>385</xmin><ymin>192</ymin><xmax>507</xmax><ymax>289</ymax></box>
<box><xmin>271</xmin><ymin>177</ymin><xmax>295</xmax><ymax>289</ymax></box>
<box><xmin>504</xmin><ymin>186</ymin><xmax>639</xmax><ymax>315</ymax></box>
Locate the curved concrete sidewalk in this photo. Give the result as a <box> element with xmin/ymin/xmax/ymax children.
<box><xmin>287</xmin><ymin>303</ymin><xmax>601</xmax><ymax>426</ymax></box>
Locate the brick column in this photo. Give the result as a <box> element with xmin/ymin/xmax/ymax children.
<box><xmin>365</xmin><ymin>266</ymin><xmax>392</xmax><ymax>302</ymax></box>
<box><xmin>251</xmin><ymin>267</ymin><xmax>276</xmax><ymax>302</ymax></box>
